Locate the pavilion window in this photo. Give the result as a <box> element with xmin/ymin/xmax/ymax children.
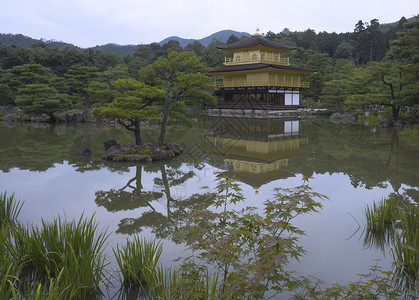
<box><xmin>236</xmin><ymin>55</ymin><xmax>241</xmax><ymax>62</ymax></box>
<box><xmin>252</xmin><ymin>54</ymin><xmax>257</xmax><ymax>61</ymax></box>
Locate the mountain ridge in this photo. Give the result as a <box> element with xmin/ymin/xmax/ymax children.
<box><xmin>159</xmin><ymin>30</ymin><xmax>251</xmax><ymax>47</ymax></box>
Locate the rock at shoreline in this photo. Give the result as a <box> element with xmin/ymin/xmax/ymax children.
<box><xmin>81</xmin><ymin>148</ymin><xmax>92</xmax><ymax>156</ymax></box>
<box><xmin>1</xmin><ymin>114</ymin><xmax>17</xmax><ymax>127</ymax></box>
<box><xmin>381</xmin><ymin>119</ymin><xmax>392</xmax><ymax>128</ymax></box>
<box><xmin>393</xmin><ymin>120</ymin><xmax>404</xmax><ymax>129</ymax></box>
<box><xmin>31</xmin><ymin>115</ymin><xmax>50</xmax><ymax>122</ymax></box>
<box><xmin>0</xmin><ymin>106</ymin><xmax>16</xmax><ymax>114</ymax></box>
<box><xmin>102</xmin><ymin>143</ymin><xmax>183</xmax><ymax>162</ymax></box>
<box><xmin>53</xmin><ymin>109</ymin><xmax>96</xmax><ymax>123</ymax></box>
<box><xmin>103</xmin><ymin>139</ymin><xmax>120</xmax><ymax>151</ymax></box>
<box><xmin>330</xmin><ymin>112</ymin><xmax>356</xmax><ymax>124</ymax></box>
<box><xmin>381</xmin><ymin>118</ymin><xmax>417</xmax><ymax>129</ymax></box>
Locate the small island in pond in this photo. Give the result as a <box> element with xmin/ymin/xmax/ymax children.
<box><xmin>101</xmin><ymin>139</ymin><xmax>183</xmax><ymax>162</ymax></box>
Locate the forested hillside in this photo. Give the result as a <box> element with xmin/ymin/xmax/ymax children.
<box><xmin>0</xmin><ymin>30</ymin><xmax>251</xmax><ymax>56</ymax></box>
<box><xmin>0</xmin><ymin>33</ymin><xmax>77</xmax><ymax>49</ymax></box>
<box><xmin>0</xmin><ymin>16</ymin><xmax>418</xmax><ymax>124</ymax></box>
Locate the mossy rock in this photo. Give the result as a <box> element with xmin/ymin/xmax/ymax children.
<box><xmin>102</xmin><ymin>143</ymin><xmax>183</xmax><ymax>162</ymax></box>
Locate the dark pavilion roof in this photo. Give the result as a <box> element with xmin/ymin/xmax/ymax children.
<box><xmin>223</xmin><ymin>170</ymin><xmax>294</xmax><ymax>189</ymax></box>
<box><xmin>217</xmin><ymin>35</ymin><xmax>296</xmax><ymax>51</ymax></box>
<box><xmin>209</xmin><ymin>63</ymin><xmax>316</xmax><ymax>74</ymax></box>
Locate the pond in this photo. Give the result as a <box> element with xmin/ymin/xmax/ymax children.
<box><xmin>1</xmin><ymin>116</ymin><xmax>418</xmax><ymax>298</ymax></box>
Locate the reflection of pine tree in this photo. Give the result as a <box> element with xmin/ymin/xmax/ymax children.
<box><xmin>114</xmin><ymin>163</ymin><xmax>215</xmax><ymax>239</ymax></box>
<box><xmin>95</xmin><ymin>165</ymin><xmax>163</xmax><ymax>213</ymax></box>
<box><xmin>94</xmin><ymin>163</ymin><xmax>215</xmax><ymax>239</ymax></box>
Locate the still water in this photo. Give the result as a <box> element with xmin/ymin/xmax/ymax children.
<box><xmin>0</xmin><ymin>116</ymin><xmax>418</xmax><ymax>295</ymax></box>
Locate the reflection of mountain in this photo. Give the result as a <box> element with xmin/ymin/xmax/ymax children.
<box><xmin>204</xmin><ymin>118</ymin><xmax>309</xmax><ymax>188</ymax></box>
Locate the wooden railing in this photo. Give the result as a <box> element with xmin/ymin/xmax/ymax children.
<box><xmin>224</xmin><ymin>57</ymin><xmax>290</xmax><ymax>66</ymax></box>
<box><xmin>213</xmin><ymin>80</ymin><xmax>309</xmax><ymax>88</ymax></box>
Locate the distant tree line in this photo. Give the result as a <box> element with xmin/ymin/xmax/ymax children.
<box><xmin>265</xmin><ymin>16</ymin><xmax>418</xmax><ymax>120</ymax></box>
<box><xmin>264</xmin><ymin>17</ymin><xmax>408</xmax><ymax>63</ymax></box>
<box><xmin>0</xmin><ymin>16</ymin><xmax>417</xmax><ymax>128</ymax></box>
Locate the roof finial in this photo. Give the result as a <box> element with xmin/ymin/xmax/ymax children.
<box><xmin>254</xmin><ymin>27</ymin><xmax>261</xmax><ymax>36</ymax></box>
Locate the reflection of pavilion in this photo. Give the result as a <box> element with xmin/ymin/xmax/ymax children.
<box><xmin>205</xmin><ymin>119</ymin><xmax>308</xmax><ymax>188</ymax></box>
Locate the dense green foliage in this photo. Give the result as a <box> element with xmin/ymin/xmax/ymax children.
<box><xmin>172</xmin><ymin>174</ymin><xmax>326</xmax><ymax>299</ymax></box>
<box><xmin>317</xmin><ymin>16</ymin><xmax>419</xmax><ymax>118</ymax></box>
<box><xmin>1</xmin><ymin>16</ymin><xmax>417</xmax><ymax>142</ymax></box>
<box><xmin>92</xmin><ymin>78</ymin><xmax>163</xmax><ymax>145</ymax></box>
<box><xmin>92</xmin><ymin>51</ymin><xmax>215</xmax><ymax>145</ymax></box>
<box><xmin>139</xmin><ymin>51</ymin><xmax>216</xmax><ymax>145</ymax></box>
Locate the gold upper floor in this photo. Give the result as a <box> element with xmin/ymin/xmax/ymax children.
<box><xmin>210</xmin><ymin>36</ymin><xmax>315</xmax><ymax>89</ymax></box>
<box><xmin>225</xmin><ymin>50</ymin><xmax>290</xmax><ymax>66</ymax></box>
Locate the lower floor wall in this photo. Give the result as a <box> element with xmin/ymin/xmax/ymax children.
<box><xmin>217</xmin><ymin>88</ymin><xmax>300</xmax><ymax>107</ymax></box>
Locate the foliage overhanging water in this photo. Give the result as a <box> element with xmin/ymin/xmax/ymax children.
<box><xmin>0</xmin><ymin>116</ymin><xmax>418</xmax><ymax>298</ymax></box>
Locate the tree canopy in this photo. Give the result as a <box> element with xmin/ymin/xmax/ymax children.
<box><xmin>140</xmin><ymin>51</ymin><xmax>216</xmax><ymax>146</ymax></box>
<box><xmin>321</xmin><ymin>16</ymin><xmax>419</xmax><ymax>120</ymax></box>
<box><xmin>0</xmin><ymin>15</ymin><xmax>417</xmax><ymax>129</ymax></box>
<box><xmin>92</xmin><ymin>78</ymin><xmax>163</xmax><ymax>145</ymax></box>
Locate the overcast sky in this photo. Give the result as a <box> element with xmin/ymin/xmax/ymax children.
<box><xmin>1</xmin><ymin>0</ymin><xmax>417</xmax><ymax>48</ymax></box>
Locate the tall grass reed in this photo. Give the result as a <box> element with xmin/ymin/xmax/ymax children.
<box><xmin>10</xmin><ymin>214</ymin><xmax>110</xmax><ymax>299</ymax></box>
<box><xmin>114</xmin><ymin>236</ymin><xmax>177</xmax><ymax>299</ymax></box>
<box><xmin>364</xmin><ymin>195</ymin><xmax>419</xmax><ymax>295</ymax></box>
<box><xmin>0</xmin><ymin>192</ymin><xmax>24</xmax><ymax>298</ymax></box>
<box><xmin>0</xmin><ymin>191</ymin><xmax>23</xmax><ymax>228</ymax></box>
<box><xmin>0</xmin><ymin>224</ymin><xmax>20</xmax><ymax>299</ymax></box>
<box><xmin>391</xmin><ymin>203</ymin><xmax>419</xmax><ymax>291</ymax></box>
<box><xmin>364</xmin><ymin>197</ymin><xmax>398</xmax><ymax>251</ymax></box>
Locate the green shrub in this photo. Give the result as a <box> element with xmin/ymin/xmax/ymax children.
<box><xmin>174</xmin><ymin>173</ymin><xmax>326</xmax><ymax>299</ymax></box>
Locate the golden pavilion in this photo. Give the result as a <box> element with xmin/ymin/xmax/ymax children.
<box><xmin>209</xmin><ymin>33</ymin><xmax>316</xmax><ymax>109</ymax></box>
